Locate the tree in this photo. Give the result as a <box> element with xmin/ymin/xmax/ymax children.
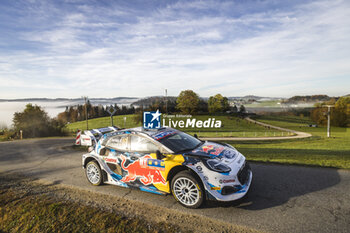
<box><xmin>57</xmin><ymin>111</ymin><xmax>69</xmax><ymax>123</ymax></box>
<box><xmin>310</xmin><ymin>107</ymin><xmax>327</xmax><ymax>125</ymax></box>
<box><xmin>239</xmin><ymin>105</ymin><xmax>246</xmax><ymax>113</ymax></box>
<box><xmin>232</xmin><ymin>105</ymin><xmax>238</xmax><ymax>113</ymax></box>
<box><xmin>13</xmin><ymin>104</ymin><xmax>50</xmax><ymax>138</ymax></box>
<box><xmin>13</xmin><ymin>104</ymin><xmax>64</xmax><ymax>138</ymax></box>
<box><xmin>334</xmin><ymin>96</ymin><xmax>350</xmax><ymax>126</ymax></box>
<box><xmin>311</xmin><ymin>96</ymin><xmax>350</xmax><ymax>127</ymax></box>
<box><xmin>208</xmin><ymin>94</ymin><xmax>229</xmax><ymax>113</ymax></box>
<box><xmin>197</xmin><ymin>98</ymin><xmax>209</xmax><ymax>113</ymax></box>
<box><xmin>176</xmin><ymin>90</ymin><xmax>200</xmax><ymax>114</ymax></box>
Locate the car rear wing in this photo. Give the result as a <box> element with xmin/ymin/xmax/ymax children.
<box><xmin>81</xmin><ymin>126</ymin><xmax>120</xmax><ymax>146</ymax></box>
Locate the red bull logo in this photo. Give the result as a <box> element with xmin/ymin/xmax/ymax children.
<box><xmin>202</xmin><ymin>145</ymin><xmax>214</xmax><ymax>153</ymax></box>
<box><xmin>200</xmin><ymin>144</ymin><xmax>224</xmax><ymax>155</ymax></box>
<box><xmin>120</xmin><ymin>155</ymin><xmax>166</xmax><ymax>185</ymax></box>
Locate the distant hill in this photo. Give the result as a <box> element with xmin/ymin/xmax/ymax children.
<box><xmin>132</xmin><ymin>96</ymin><xmax>177</xmax><ymax>107</ymax></box>
<box><xmin>283</xmin><ymin>95</ymin><xmax>331</xmax><ymax>104</ymax></box>
<box><xmin>228</xmin><ymin>95</ymin><xmax>282</xmax><ymax>101</ymax></box>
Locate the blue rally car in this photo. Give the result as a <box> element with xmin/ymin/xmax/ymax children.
<box><xmin>82</xmin><ymin>127</ymin><xmax>252</xmax><ymax>208</ymax></box>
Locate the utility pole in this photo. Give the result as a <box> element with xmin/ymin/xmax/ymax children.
<box><xmin>325</xmin><ymin>105</ymin><xmax>335</xmax><ymax>138</ymax></box>
<box><xmin>165</xmin><ymin>89</ymin><xmax>168</xmax><ymax>114</ymax></box>
<box><xmin>82</xmin><ymin>96</ymin><xmax>89</xmax><ymax>130</ymax></box>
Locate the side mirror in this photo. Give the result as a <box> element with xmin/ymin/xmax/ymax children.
<box><xmin>156</xmin><ymin>150</ymin><xmax>164</xmax><ymax>160</ymax></box>
<box><xmin>194</xmin><ymin>134</ymin><xmax>198</xmax><ymax>139</ymax></box>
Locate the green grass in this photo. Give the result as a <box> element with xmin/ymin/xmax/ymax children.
<box><xmin>66</xmin><ymin>114</ymin><xmax>138</xmax><ymax>132</ymax></box>
<box><xmin>0</xmin><ymin>135</ymin><xmax>7</xmax><ymax>141</ymax></box>
<box><xmin>66</xmin><ymin>114</ymin><xmax>285</xmax><ymax>137</ymax></box>
<box><xmin>232</xmin><ymin>115</ymin><xmax>350</xmax><ymax>169</ymax></box>
<box><xmin>244</xmin><ymin>100</ymin><xmax>282</xmax><ymax>107</ymax></box>
<box><xmin>0</xmin><ymin>178</ymin><xmax>179</xmax><ymax>233</ymax></box>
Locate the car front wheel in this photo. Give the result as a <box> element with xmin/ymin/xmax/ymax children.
<box><xmin>171</xmin><ymin>171</ymin><xmax>205</xmax><ymax>208</ymax></box>
<box><xmin>85</xmin><ymin>160</ymin><xmax>102</xmax><ymax>185</ymax></box>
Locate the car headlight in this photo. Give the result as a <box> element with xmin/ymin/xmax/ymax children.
<box><xmin>205</xmin><ymin>159</ymin><xmax>231</xmax><ymax>173</ymax></box>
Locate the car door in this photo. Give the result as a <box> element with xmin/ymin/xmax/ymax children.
<box><xmin>119</xmin><ymin>134</ymin><xmax>167</xmax><ymax>187</ymax></box>
<box><xmin>102</xmin><ymin>134</ymin><xmax>129</xmax><ymax>179</ymax></box>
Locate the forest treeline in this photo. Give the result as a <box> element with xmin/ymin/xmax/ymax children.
<box><xmin>57</xmin><ymin>101</ymin><xmax>136</xmax><ymax>123</ymax></box>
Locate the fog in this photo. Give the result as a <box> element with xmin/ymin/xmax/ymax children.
<box><xmin>0</xmin><ymin>99</ymin><xmax>137</xmax><ymax>128</ymax></box>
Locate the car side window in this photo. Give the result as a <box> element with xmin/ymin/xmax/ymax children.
<box><xmin>130</xmin><ymin>135</ymin><xmax>159</xmax><ymax>153</ymax></box>
<box><xmin>106</xmin><ymin>135</ymin><xmax>129</xmax><ymax>151</ymax></box>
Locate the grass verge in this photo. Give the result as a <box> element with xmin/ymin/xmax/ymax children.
<box><xmin>231</xmin><ymin>115</ymin><xmax>350</xmax><ymax>169</ymax></box>
<box><xmin>0</xmin><ymin>176</ymin><xmax>179</xmax><ymax>233</ymax></box>
<box><xmin>0</xmin><ymin>174</ymin><xmax>259</xmax><ymax>233</ymax></box>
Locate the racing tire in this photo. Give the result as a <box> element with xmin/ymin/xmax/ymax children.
<box><xmin>171</xmin><ymin>170</ymin><xmax>205</xmax><ymax>208</ymax></box>
<box><xmin>85</xmin><ymin>160</ymin><xmax>103</xmax><ymax>186</ymax></box>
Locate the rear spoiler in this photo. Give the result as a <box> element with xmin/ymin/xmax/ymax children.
<box><xmin>83</xmin><ymin>126</ymin><xmax>120</xmax><ymax>145</ymax></box>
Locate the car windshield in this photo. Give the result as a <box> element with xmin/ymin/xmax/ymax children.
<box><xmin>158</xmin><ymin>131</ymin><xmax>202</xmax><ymax>153</ymax></box>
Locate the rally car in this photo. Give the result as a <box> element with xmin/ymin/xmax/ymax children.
<box><xmin>77</xmin><ymin>126</ymin><xmax>119</xmax><ymax>146</ymax></box>
<box><xmin>82</xmin><ymin>127</ymin><xmax>252</xmax><ymax>208</ymax></box>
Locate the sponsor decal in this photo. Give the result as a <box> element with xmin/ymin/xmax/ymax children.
<box><xmin>143</xmin><ymin>110</ymin><xmax>161</xmax><ymax>129</ymax></box>
<box><xmin>219</xmin><ymin>179</ymin><xmax>235</xmax><ymax>184</ymax></box>
<box><xmin>153</xmin><ymin>130</ymin><xmax>177</xmax><ymax>140</ymax></box>
<box><xmin>147</xmin><ymin>159</ymin><xmax>165</xmax><ymax>171</ymax></box>
<box><xmin>194</xmin><ymin>144</ymin><xmax>224</xmax><ymax>156</ymax></box>
<box><xmin>120</xmin><ymin>155</ymin><xmax>166</xmax><ymax>185</ymax></box>
<box><xmin>210</xmin><ymin>187</ymin><xmax>221</xmax><ymax>190</ymax></box>
<box><xmin>104</xmin><ymin>158</ymin><xmax>117</xmax><ymax>163</ymax></box>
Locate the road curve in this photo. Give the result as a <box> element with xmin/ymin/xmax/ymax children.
<box><xmin>200</xmin><ymin>117</ymin><xmax>312</xmax><ymax>141</ymax></box>
<box><xmin>0</xmin><ymin>138</ymin><xmax>349</xmax><ymax>233</ymax></box>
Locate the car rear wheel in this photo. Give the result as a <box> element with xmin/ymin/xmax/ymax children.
<box><xmin>86</xmin><ymin>161</ymin><xmax>102</xmax><ymax>185</ymax></box>
<box><xmin>171</xmin><ymin>171</ymin><xmax>204</xmax><ymax>208</ymax></box>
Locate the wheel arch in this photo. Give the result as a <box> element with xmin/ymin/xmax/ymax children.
<box><xmin>167</xmin><ymin>165</ymin><xmax>205</xmax><ymax>189</ymax></box>
<box><xmin>83</xmin><ymin>156</ymin><xmax>98</xmax><ymax>168</ymax></box>
<box><xmin>83</xmin><ymin>156</ymin><xmax>107</xmax><ymax>182</ymax></box>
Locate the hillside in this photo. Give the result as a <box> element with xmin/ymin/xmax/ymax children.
<box><xmin>66</xmin><ymin>114</ymin><xmax>287</xmax><ymax>138</ymax></box>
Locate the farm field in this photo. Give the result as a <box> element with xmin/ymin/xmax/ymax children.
<box><xmin>66</xmin><ymin>114</ymin><xmax>287</xmax><ymax>137</ymax></box>
<box><xmin>232</xmin><ymin>115</ymin><xmax>350</xmax><ymax>169</ymax></box>
<box><xmin>244</xmin><ymin>100</ymin><xmax>282</xmax><ymax>107</ymax></box>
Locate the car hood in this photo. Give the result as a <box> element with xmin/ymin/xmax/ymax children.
<box><xmin>186</xmin><ymin>141</ymin><xmax>239</xmax><ymax>162</ymax></box>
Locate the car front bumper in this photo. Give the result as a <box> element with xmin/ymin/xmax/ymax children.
<box><xmin>204</xmin><ymin>170</ymin><xmax>252</xmax><ymax>202</ymax></box>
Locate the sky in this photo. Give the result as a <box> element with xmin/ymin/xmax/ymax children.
<box><xmin>0</xmin><ymin>0</ymin><xmax>349</xmax><ymax>99</ymax></box>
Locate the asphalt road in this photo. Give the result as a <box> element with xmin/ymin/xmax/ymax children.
<box><xmin>0</xmin><ymin>138</ymin><xmax>349</xmax><ymax>233</ymax></box>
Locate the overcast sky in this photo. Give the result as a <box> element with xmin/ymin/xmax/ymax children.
<box><xmin>0</xmin><ymin>0</ymin><xmax>349</xmax><ymax>99</ymax></box>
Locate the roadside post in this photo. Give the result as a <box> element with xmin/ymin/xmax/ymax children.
<box><xmin>106</xmin><ymin>106</ymin><xmax>117</xmax><ymax>126</ymax></box>
<box><xmin>20</xmin><ymin>130</ymin><xmax>23</xmax><ymax>140</ymax></box>
<box><xmin>124</xmin><ymin>116</ymin><xmax>127</xmax><ymax>128</ymax></box>
<box><xmin>325</xmin><ymin>105</ymin><xmax>335</xmax><ymax>138</ymax></box>
<box><xmin>75</xmin><ymin>130</ymin><xmax>81</xmax><ymax>145</ymax></box>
